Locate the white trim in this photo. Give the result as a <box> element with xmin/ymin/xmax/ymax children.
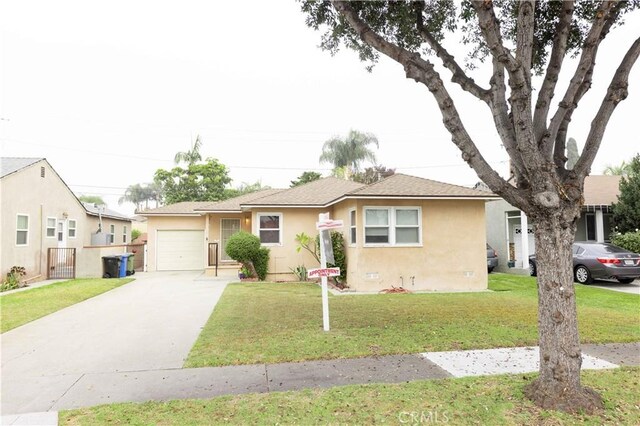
<box><xmin>68</xmin><ymin>219</ymin><xmax>77</xmax><ymax>239</ymax></box>
<box><xmin>46</xmin><ymin>216</ymin><xmax>57</xmax><ymax>238</ymax></box>
<box><xmin>256</xmin><ymin>212</ymin><xmax>283</xmax><ymax>246</ymax></box>
<box><xmin>122</xmin><ymin>225</ymin><xmax>128</xmax><ymax>243</ymax></box>
<box><xmin>109</xmin><ymin>224</ymin><xmax>116</xmax><ymax>245</ymax></box>
<box><xmin>16</xmin><ymin>213</ymin><xmax>29</xmax><ymax>246</ymax></box>
<box><xmin>363</xmin><ymin>206</ymin><xmax>422</xmax><ymax>247</ymax></box>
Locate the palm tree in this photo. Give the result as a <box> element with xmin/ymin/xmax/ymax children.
<box><xmin>603</xmin><ymin>161</ymin><xmax>631</xmax><ymax>177</ymax></box>
<box><xmin>174</xmin><ymin>134</ymin><xmax>203</xmax><ymax>165</ymax></box>
<box><xmin>319</xmin><ymin>130</ymin><xmax>379</xmax><ymax>180</ymax></box>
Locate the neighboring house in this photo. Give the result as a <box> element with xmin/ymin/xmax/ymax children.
<box><xmin>1</xmin><ymin>157</ymin><xmax>133</xmax><ymax>279</ymax></box>
<box><xmin>141</xmin><ymin>174</ymin><xmax>498</xmax><ymax>292</ymax></box>
<box><xmin>485</xmin><ymin>175</ymin><xmax>621</xmax><ymax>274</ymax></box>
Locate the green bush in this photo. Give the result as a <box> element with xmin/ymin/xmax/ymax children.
<box><xmin>225</xmin><ymin>232</ymin><xmax>269</xmax><ymax>280</ymax></box>
<box><xmin>254</xmin><ymin>247</ymin><xmax>270</xmax><ymax>281</ymax></box>
<box><xmin>611</xmin><ymin>231</ymin><xmax>640</xmax><ymax>254</ymax></box>
<box><xmin>1</xmin><ymin>266</ymin><xmax>27</xmax><ymax>292</ymax></box>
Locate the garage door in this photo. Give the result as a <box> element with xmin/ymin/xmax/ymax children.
<box><xmin>157</xmin><ymin>230</ymin><xmax>204</xmax><ymax>271</ymax></box>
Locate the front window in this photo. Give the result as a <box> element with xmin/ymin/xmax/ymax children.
<box><xmin>257</xmin><ymin>213</ymin><xmax>282</xmax><ymax>245</ymax></box>
<box><xmin>109</xmin><ymin>224</ymin><xmax>115</xmax><ymax>244</ymax></box>
<box><xmin>46</xmin><ymin>217</ymin><xmax>56</xmax><ymax>238</ymax></box>
<box><xmin>68</xmin><ymin>220</ymin><xmax>77</xmax><ymax>238</ymax></box>
<box><xmin>364</xmin><ymin>207</ymin><xmax>421</xmax><ymax>246</ymax></box>
<box><xmin>364</xmin><ymin>208</ymin><xmax>389</xmax><ymax>244</ymax></box>
<box><xmin>349</xmin><ymin>209</ymin><xmax>356</xmax><ymax>245</ymax></box>
<box><xmin>16</xmin><ymin>214</ymin><xmax>29</xmax><ymax>246</ymax></box>
<box><xmin>123</xmin><ymin>225</ymin><xmax>127</xmax><ymax>243</ymax></box>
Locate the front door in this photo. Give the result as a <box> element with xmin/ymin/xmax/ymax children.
<box><xmin>220</xmin><ymin>218</ymin><xmax>241</xmax><ymax>261</ymax></box>
<box><xmin>57</xmin><ymin>219</ymin><xmax>67</xmax><ymax>248</ymax></box>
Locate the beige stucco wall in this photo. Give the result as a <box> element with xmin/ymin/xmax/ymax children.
<box><xmin>145</xmin><ymin>215</ymin><xmax>206</xmax><ymax>271</ymax></box>
<box><xmin>333</xmin><ymin>199</ymin><xmax>488</xmax><ymax>292</ymax></box>
<box><xmin>85</xmin><ymin>216</ymin><xmax>132</xmax><ymax>246</ymax></box>
<box><xmin>251</xmin><ymin>208</ymin><xmax>325</xmax><ymax>280</ymax></box>
<box><xmin>1</xmin><ymin>160</ymin><xmax>86</xmax><ymax>278</ymax></box>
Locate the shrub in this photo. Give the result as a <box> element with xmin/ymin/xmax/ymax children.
<box><xmin>1</xmin><ymin>266</ymin><xmax>27</xmax><ymax>292</ymax></box>
<box><xmin>225</xmin><ymin>232</ymin><xmax>269</xmax><ymax>280</ymax></box>
<box><xmin>131</xmin><ymin>229</ymin><xmax>142</xmax><ymax>241</ymax></box>
<box><xmin>611</xmin><ymin>231</ymin><xmax>640</xmax><ymax>254</ymax></box>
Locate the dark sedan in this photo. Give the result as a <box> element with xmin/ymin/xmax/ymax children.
<box><xmin>487</xmin><ymin>243</ymin><xmax>498</xmax><ymax>273</ymax></box>
<box><xmin>529</xmin><ymin>242</ymin><xmax>640</xmax><ymax>284</ymax></box>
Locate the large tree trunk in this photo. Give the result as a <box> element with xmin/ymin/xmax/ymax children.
<box><xmin>523</xmin><ymin>212</ymin><xmax>603</xmax><ymax>413</ymax></box>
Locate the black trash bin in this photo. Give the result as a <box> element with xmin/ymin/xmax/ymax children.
<box><xmin>102</xmin><ymin>256</ymin><xmax>121</xmax><ymax>278</ymax></box>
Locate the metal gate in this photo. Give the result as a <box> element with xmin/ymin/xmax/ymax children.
<box><xmin>47</xmin><ymin>248</ymin><xmax>76</xmax><ymax>279</ymax></box>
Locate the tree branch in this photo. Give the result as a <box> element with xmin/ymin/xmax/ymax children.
<box><xmin>331</xmin><ymin>0</ymin><xmax>528</xmax><ymax>208</ymax></box>
<box><xmin>415</xmin><ymin>2</ymin><xmax>490</xmax><ymax>102</ymax></box>
<box><xmin>574</xmin><ymin>36</ymin><xmax>640</xmax><ymax>178</ymax></box>
<box><xmin>544</xmin><ymin>1</ymin><xmax>617</xmax><ymax>156</ymax></box>
<box><xmin>533</xmin><ymin>1</ymin><xmax>575</xmax><ymax>145</ymax></box>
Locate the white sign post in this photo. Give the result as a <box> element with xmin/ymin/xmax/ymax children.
<box><xmin>315</xmin><ymin>213</ymin><xmax>344</xmax><ymax>331</ymax></box>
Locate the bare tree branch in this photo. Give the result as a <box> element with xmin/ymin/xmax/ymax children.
<box><xmin>533</xmin><ymin>1</ymin><xmax>575</xmax><ymax>145</ymax></box>
<box><xmin>545</xmin><ymin>1</ymin><xmax>617</xmax><ymax>154</ymax></box>
<box><xmin>574</xmin><ymin>36</ymin><xmax>640</xmax><ymax>178</ymax></box>
<box><xmin>331</xmin><ymin>0</ymin><xmax>527</xmax><ymax>207</ymax></box>
<box><xmin>415</xmin><ymin>2</ymin><xmax>490</xmax><ymax>102</ymax></box>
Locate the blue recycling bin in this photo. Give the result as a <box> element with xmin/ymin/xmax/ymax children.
<box><xmin>118</xmin><ymin>254</ymin><xmax>129</xmax><ymax>278</ymax></box>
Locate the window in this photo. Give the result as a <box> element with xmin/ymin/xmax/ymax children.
<box><xmin>365</xmin><ymin>208</ymin><xmax>389</xmax><ymax>244</ymax></box>
<box><xmin>349</xmin><ymin>209</ymin><xmax>356</xmax><ymax>245</ymax></box>
<box><xmin>123</xmin><ymin>225</ymin><xmax>127</xmax><ymax>243</ymax></box>
<box><xmin>257</xmin><ymin>213</ymin><xmax>282</xmax><ymax>245</ymax></box>
<box><xmin>364</xmin><ymin>207</ymin><xmax>421</xmax><ymax>246</ymax></box>
<box><xmin>46</xmin><ymin>217</ymin><xmax>56</xmax><ymax>238</ymax></box>
<box><xmin>16</xmin><ymin>215</ymin><xmax>29</xmax><ymax>246</ymax></box>
<box><xmin>68</xmin><ymin>220</ymin><xmax>77</xmax><ymax>238</ymax></box>
<box><xmin>109</xmin><ymin>224</ymin><xmax>115</xmax><ymax>244</ymax></box>
<box><xmin>57</xmin><ymin>221</ymin><xmax>64</xmax><ymax>242</ymax></box>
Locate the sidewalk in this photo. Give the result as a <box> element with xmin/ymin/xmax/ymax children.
<box><xmin>2</xmin><ymin>342</ymin><xmax>638</xmax><ymax>425</ymax></box>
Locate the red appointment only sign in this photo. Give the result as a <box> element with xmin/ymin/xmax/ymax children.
<box><xmin>307</xmin><ymin>267</ymin><xmax>341</xmax><ymax>278</ymax></box>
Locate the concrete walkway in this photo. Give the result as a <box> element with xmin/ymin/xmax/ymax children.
<box><xmin>1</xmin><ymin>272</ymin><xmax>229</xmax><ymax>421</ymax></box>
<box><xmin>2</xmin><ymin>342</ymin><xmax>638</xmax><ymax>425</ymax></box>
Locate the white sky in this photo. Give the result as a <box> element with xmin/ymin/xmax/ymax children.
<box><xmin>2</xmin><ymin>1</ymin><xmax>639</xmax><ymax>216</ymax></box>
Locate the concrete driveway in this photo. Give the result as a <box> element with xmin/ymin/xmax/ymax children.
<box><xmin>1</xmin><ymin>271</ymin><xmax>229</xmax><ymax>415</ymax></box>
<box><xmin>590</xmin><ymin>278</ymin><xmax>640</xmax><ymax>295</ymax></box>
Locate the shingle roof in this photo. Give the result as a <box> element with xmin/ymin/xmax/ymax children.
<box><xmin>82</xmin><ymin>202</ymin><xmax>131</xmax><ymax>221</ymax></box>
<box><xmin>242</xmin><ymin>177</ymin><xmax>365</xmax><ymax>207</ymax></box>
<box><xmin>1</xmin><ymin>157</ymin><xmax>44</xmax><ymax>178</ymax></box>
<box><xmin>583</xmin><ymin>175</ymin><xmax>621</xmax><ymax>206</ymax></box>
<box><xmin>347</xmin><ymin>174</ymin><xmax>496</xmax><ymax>198</ymax></box>
<box><xmin>138</xmin><ymin>201</ymin><xmax>213</xmax><ymax>215</ymax></box>
<box><xmin>194</xmin><ymin>189</ymin><xmax>284</xmax><ymax>212</ymax></box>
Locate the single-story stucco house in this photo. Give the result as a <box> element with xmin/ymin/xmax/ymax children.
<box><xmin>140</xmin><ymin>174</ymin><xmax>499</xmax><ymax>292</ymax></box>
<box><xmin>485</xmin><ymin>175</ymin><xmax>622</xmax><ymax>274</ymax></box>
<box><xmin>1</xmin><ymin>157</ymin><xmax>133</xmax><ymax>280</ymax></box>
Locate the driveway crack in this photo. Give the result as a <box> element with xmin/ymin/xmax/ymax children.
<box><xmin>264</xmin><ymin>364</ymin><xmax>271</xmax><ymax>392</ymax></box>
<box><xmin>47</xmin><ymin>373</ymin><xmax>85</xmax><ymax>411</ymax></box>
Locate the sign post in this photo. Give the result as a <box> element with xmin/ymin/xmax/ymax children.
<box><xmin>314</xmin><ymin>213</ymin><xmax>343</xmax><ymax>331</ymax></box>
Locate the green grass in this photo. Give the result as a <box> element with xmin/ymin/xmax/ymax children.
<box><xmin>185</xmin><ymin>274</ymin><xmax>640</xmax><ymax>367</ymax></box>
<box><xmin>0</xmin><ymin>278</ymin><xmax>133</xmax><ymax>332</ymax></box>
<box><xmin>59</xmin><ymin>367</ymin><xmax>640</xmax><ymax>425</ymax></box>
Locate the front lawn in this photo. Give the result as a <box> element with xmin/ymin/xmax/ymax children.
<box><xmin>60</xmin><ymin>367</ymin><xmax>640</xmax><ymax>425</ymax></box>
<box><xmin>186</xmin><ymin>274</ymin><xmax>639</xmax><ymax>367</ymax></box>
<box><xmin>0</xmin><ymin>278</ymin><xmax>133</xmax><ymax>333</ymax></box>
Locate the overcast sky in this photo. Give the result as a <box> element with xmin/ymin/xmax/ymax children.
<box><xmin>2</xmin><ymin>1</ymin><xmax>639</xmax><ymax>216</ymax></box>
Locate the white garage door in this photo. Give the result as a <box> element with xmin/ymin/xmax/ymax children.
<box><xmin>157</xmin><ymin>230</ymin><xmax>204</xmax><ymax>271</ymax></box>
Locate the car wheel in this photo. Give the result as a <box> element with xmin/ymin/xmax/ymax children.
<box><xmin>617</xmin><ymin>278</ymin><xmax>635</xmax><ymax>284</ymax></box>
<box><xmin>574</xmin><ymin>265</ymin><xmax>592</xmax><ymax>284</ymax></box>
<box><xmin>529</xmin><ymin>261</ymin><xmax>536</xmax><ymax>277</ymax></box>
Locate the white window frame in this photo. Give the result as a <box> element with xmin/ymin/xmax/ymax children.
<box><xmin>363</xmin><ymin>206</ymin><xmax>422</xmax><ymax>247</ymax></box>
<box><xmin>68</xmin><ymin>219</ymin><xmax>77</xmax><ymax>238</ymax></box>
<box><xmin>16</xmin><ymin>214</ymin><xmax>29</xmax><ymax>246</ymax></box>
<box><xmin>349</xmin><ymin>208</ymin><xmax>357</xmax><ymax>246</ymax></box>
<box><xmin>122</xmin><ymin>225</ymin><xmax>127</xmax><ymax>243</ymax></box>
<box><xmin>46</xmin><ymin>217</ymin><xmax>57</xmax><ymax>238</ymax></box>
<box><xmin>109</xmin><ymin>224</ymin><xmax>115</xmax><ymax>244</ymax></box>
<box><xmin>256</xmin><ymin>213</ymin><xmax>283</xmax><ymax>246</ymax></box>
